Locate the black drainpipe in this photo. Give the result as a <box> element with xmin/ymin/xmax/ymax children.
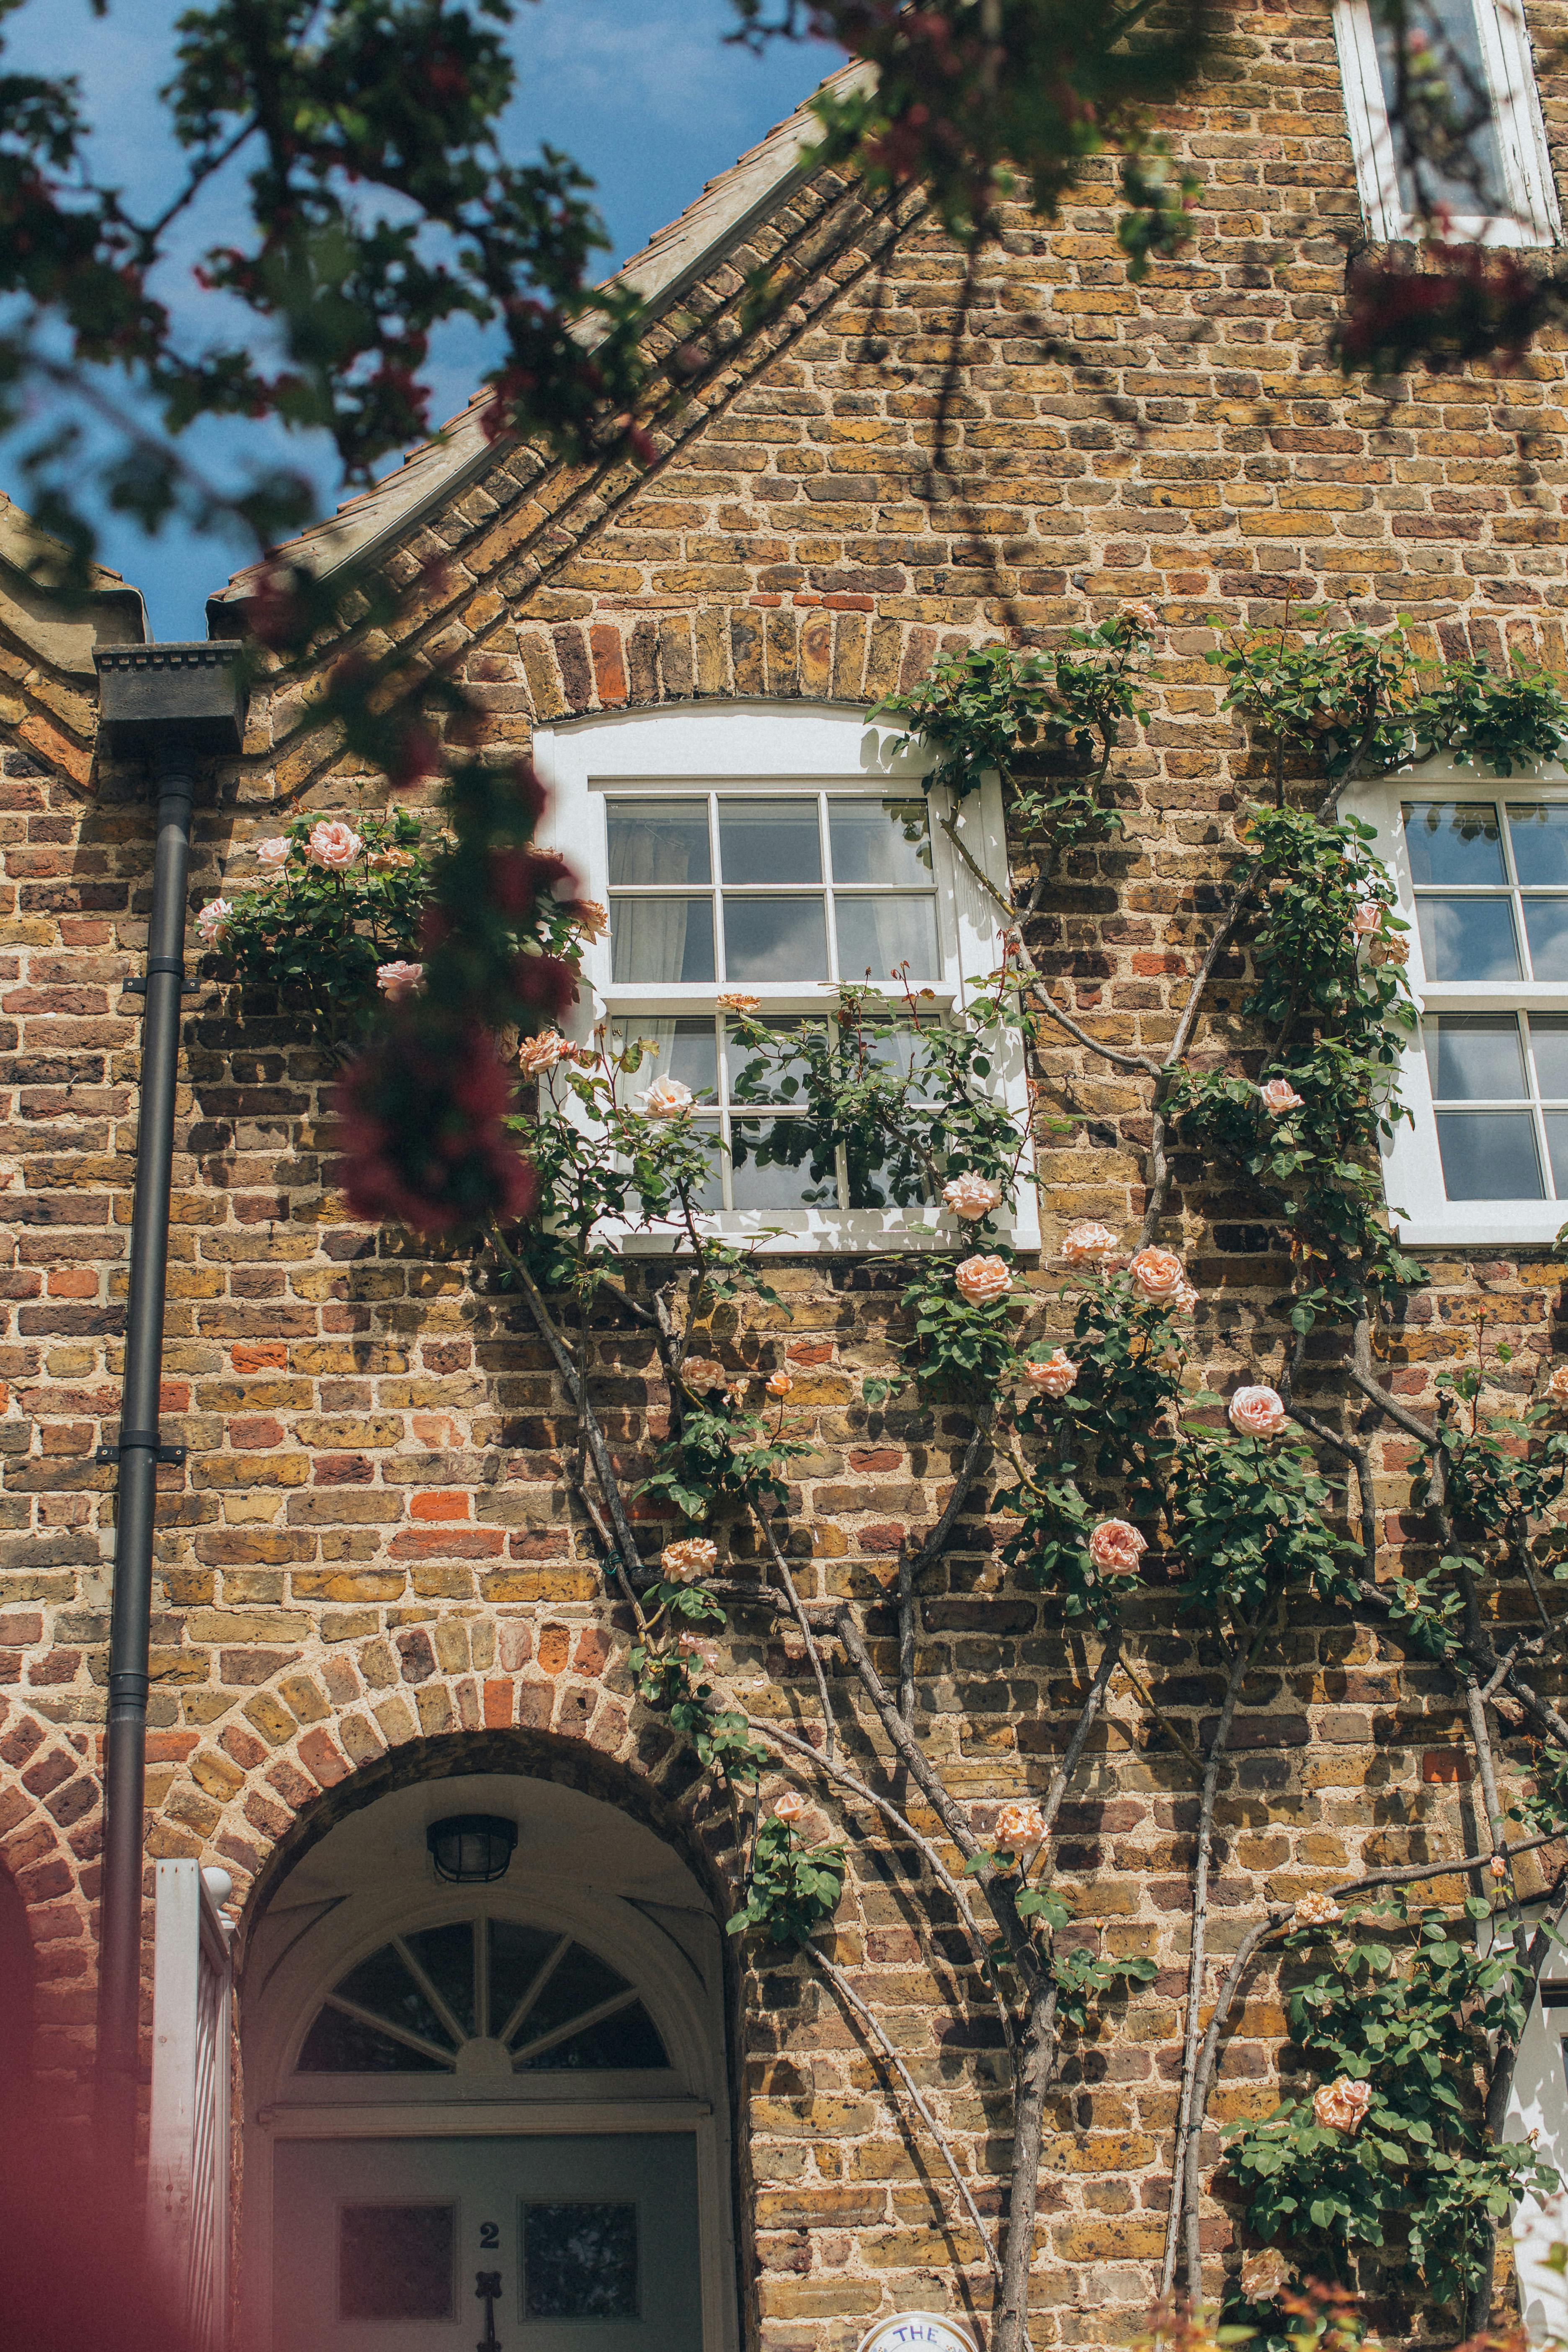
<box><xmin>91</xmin><ymin>643</ymin><xmax>246</xmax><ymax>2172</ymax></box>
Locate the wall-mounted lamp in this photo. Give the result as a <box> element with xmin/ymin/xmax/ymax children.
<box><xmin>427</xmin><ymin>1815</ymin><xmax>518</xmax><ymax>1885</ymax></box>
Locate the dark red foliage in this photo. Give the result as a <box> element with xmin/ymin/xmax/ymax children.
<box><xmin>510</xmin><ymin>946</ymin><xmax>577</xmax><ymax>1019</ymax></box>
<box><xmin>488</xmin><ymin>845</ymin><xmax>573</xmax><ymax>918</ymax></box>
<box><xmin>334</xmin><ymin>1017</ymin><xmax>538</xmax><ymax>1237</ymax></box>
<box><xmin>1337</xmin><ymin>249</ymin><xmax>1559</xmax><ymax>377</ymax></box>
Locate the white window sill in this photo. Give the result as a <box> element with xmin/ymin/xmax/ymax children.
<box><xmin>602</xmin><ymin>1200</ymin><xmax>1042</xmax><ymax>1257</ymax></box>
<box><xmin>1393</xmin><ymin>1207</ymin><xmax>1567</xmax><ymax>1247</ymax></box>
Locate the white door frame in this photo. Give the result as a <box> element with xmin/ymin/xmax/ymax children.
<box><xmin>241</xmin><ymin>1879</ymin><xmax>738</xmax><ymax>2352</ymax></box>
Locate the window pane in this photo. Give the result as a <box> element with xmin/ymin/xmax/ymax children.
<box><xmin>726</xmin><ymin>1019</ymin><xmax>821</xmax><ymax>1104</ymax></box>
<box><xmin>1436</xmin><ymin>1110</ymin><xmax>1544</xmax><ymax>1199</ymax></box>
<box><xmin>722</xmin><ymin>894</ymin><xmax>829</xmax><ymax>982</ymax></box>
<box><xmin>297</xmin><ymin>2005</ymin><xmax>451</xmax><ymax>2073</ymax></box>
<box><xmin>613</xmin><ymin>1017</ymin><xmax>717</xmax><ymax>1102</ymax></box>
<box><xmin>1375</xmin><ymin>0</ymin><xmax>1508</xmax><ymax>218</ymax></box>
<box><xmin>610</xmin><ymin>895</ymin><xmax>715</xmax><ymax>983</ymax></box>
<box><xmin>1403</xmin><ymin>800</ymin><xmax>1505</xmax><ymax>885</ymax></box>
<box><xmin>1416</xmin><ymin>894</ymin><xmax>1521</xmax><ymax>980</ymax></box>
<box><xmin>1546</xmin><ymin>1114</ymin><xmax>1568</xmax><ymax>1197</ymax></box>
<box><xmin>847</xmin><ymin>1135</ymin><xmax>931</xmax><ymax>1210</ymax></box>
<box><xmin>402</xmin><ymin>1923</ymin><xmax>475</xmax><ymax>2040</ymax></box>
<box><xmin>729</xmin><ymin>1117</ymin><xmax>838</xmax><ymax>1210</ymax></box>
<box><xmin>1509</xmin><ymin>804</ymin><xmax>1568</xmax><ymax>886</ymax></box>
<box><xmin>333</xmin><ymin>1944</ymin><xmax>455</xmax><ymax>2049</ymax></box>
<box><xmin>516</xmin><ymin>2002</ymin><xmax>669</xmax><ymax>2072</ymax></box>
<box><xmin>517</xmin><ymin>1942</ymin><xmax>632</xmax><ymax>2045</ymax></box>
<box><xmin>606</xmin><ymin>799</ymin><xmax>710</xmax><ymax>885</ymax></box>
<box><xmin>835</xmin><ymin>894</ymin><xmax>941</xmax><ymax>984</ymax></box>
<box><xmin>828</xmin><ymin>798</ymin><xmax>934</xmax><ymax>885</ymax></box>
<box><xmin>340</xmin><ymin>2206</ymin><xmax>454</xmax><ymax>2321</ymax></box>
<box><xmin>488</xmin><ymin>1921</ymin><xmax>564</xmax><ymax>2041</ymax></box>
<box><xmin>717</xmin><ymin>798</ymin><xmax>822</xmax><ymax>885</ymax></box>
<box><xmin>1532</xmin><ymin>1016</ymin><xmax>1568</xmax><ymax>1099</ymax></box>
<box><xmin>1423</xmin><ymin>1014</ymin><xmax>1527</xmax><ymax>1101</ymax></box>
<box><xmin>1524</xmin><ymin>898</ymin><xmax>1568</xmax><ymax>980</ymax></box>
<box><xmin>523</xmin><ymin>2204</ymin><xmax>638</xmax><ymax>2320</ymax></box>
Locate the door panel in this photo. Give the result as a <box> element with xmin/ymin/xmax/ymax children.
<box><xmin>273</xmin><ymin>2136</ymin><xmax>701</xmax><ymax>2352</ymax></box>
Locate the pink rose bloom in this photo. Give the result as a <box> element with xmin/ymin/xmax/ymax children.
<box><xmin>773</xmin><ymin>1790</ymin><xmax>808</xmax><ymax>1826</ymax></box>
<box><xmin>1369</xmin><ymin>933</ymin><xmax>1410</xmax><ymax>968</ymax></box>
<box><xmin>1260</xmin><ymin>1079</ymin><xmax>1304</xmax><ymax>1115</ymax></box>
<box><xmin>1060</xmin><ymin>1220</ymin><xmax>1118</xmax><ymax>1267</ymax></box>
<box><xmin>717</xmin><ymin>993</ymin><xmax>761</xmax><ymax>1014</ymax></box>
<box><xmin>637</xmin><ymin>1075</ymin><xmax>693</xmax><ymax>1118</ymax></box>
<box><xmin>1088</xmin><ymin>1519</ymin><xmax>1146</xmax><ymax>1576</ymax></box>
<box><xmin>681</xmin><ymin>1358</ymin><xmax>727</xmax><ymax>1393</ymax></box>
<box><xmin>1129</xmin><ymin>1246</ymin><xmax>1185</xmax><ymax>1302</ymax></box>
<box><xmin>1313</xmin><ymin>2078</ymin><xmax>1371</xmax><ymax>2135</ymax></box>
<box><xmin>307</xmin><ymin>819</ymin><xmax>363</xmax><ymax>869</ymax></box>
<box><xmin>1294</xmin><ymin>1892</ymin><xmax>1342</xmax><ymax>1926</ymax></box>
<box><xmin>518</xmin><ymin>1030</ymin><xmax>566</xmax><ymax>1075</ymax></box>
<box><xmin>994</xmin><ymin>1800</ymin><xmax>1045</xmax><ymax>1846</ymax></box>
<box><xmin>196</xmin><ymin>897</ymin><xmax>234</xmax><ymax>945</ymax></box>
<box><xmin>1023</xmin><ymin>1349</ymin><xmax>1078</xmax><ymax>1399</ymax></box>
<box><xmin>661</xmin><ymin>1537</ymin><xmax>718</xmax><ymax>1584</ymax></box>
<box><xmin>256</xmin><ymin>835</ymin><xmax>291</xmax><ymax>869</ymax></box>
<box><xmin>1547</xmin><ymin>1364</ymin><xmax>1568</xmax><ymax>1407</ymax></box>
<box><xmin>766</xmin><ymin>1370</ymin><xmax>793</xmax><ymax>1397</ymax></box>
<box><xmin>1351</xmin><ymin>902</ymin><xmax>1380</xmax><ymax>937</ymax></box>
<box><xmin>677</xmin><ymin>1635</ymin><xmax>719</xmax><ymax>1674</ymax></box>
<box><xmin>955</xmin><ymin>1254</ymin><xmax>1013</xmax><ymax>1305</ymax></box>
<box><xmin>375</xmin><ymin>960</ymin><xmax>423</xmax><ymax>1001</ymax></box>
<box><xmin>1229</xmin><ymin>1384</ymin><xmax>1287</xmax><ymax>1438</ymax></box>
<box><xmin>943</xmin><ymin>1171</ymin><xmax>1003</xmax><ymax>1221</ymax></box>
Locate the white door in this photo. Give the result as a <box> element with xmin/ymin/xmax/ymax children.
<box><xmin>273</xmin><ymin>2135</ymin><xmax>702</xmax><ymax>2352</ymax></box>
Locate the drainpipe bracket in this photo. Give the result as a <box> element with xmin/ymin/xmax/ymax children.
<box><xmin>97</xmin><ymin>1437</ymin><xmax>187</xmax><ymax>1466</ymax></box>
<box><xmin>121</xmin><ymin>975</ymin><xmax>198</xmax><ymax>998</ymax></box>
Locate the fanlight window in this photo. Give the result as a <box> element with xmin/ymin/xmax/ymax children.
<box><xmin>297</xmin><ymin>1919</ymin><xmax>671</xmax><ymax>2075</ymax></box>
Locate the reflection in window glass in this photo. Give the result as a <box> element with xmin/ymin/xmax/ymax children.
<box><xmin>1436</xmin><ymin>1111</ymin><xmax>1543</xmax><ymax>1199</ymax></box>
<box><xmin>1509</xmin><ymin>804</ymin><xmax>1568</xmax><ymax>886</ymax></box>
<box><xmin>835</xmin><ymin>895</ymin><xmax>940</xmax><ymax>984</ymax></box>
<box><xmin>722</xmin><ymin>895</ymin><xmax>830</xmax><ymax>983</ymax></box>
<box><xmin>828</xmin><ymin>798</ymin><xmax>933</xmax><ymax>885</ymax></box>
<box><xmin>1403</xmin><ymin>800</ymin><xmax>1506</xmax><ymax>885</ymax></box>
<box><xmin>1547</xmin><ymin>1116</ymin><xmax>1568</xmax><ymax>1197</ymax></box>
<box><xmin>1415</xmin><ymin>894</ymin><xmax>1521</xmax><ymax>980</ymax></box>
<box><xmin>718</xmin><ymin>798</ymin><xmax>822</xmax><ymax>885</ymax></box>
<box><xmin>523</xmin><ymin>2204</ymin><xmax>638</xmax><ymax>2320</ymax></box>
<box><xmin>606</xmin><ymin>800</ymin><xmax>709</xmax><ymax>886</ymax></box>
<box><xmin>1523</xmin><ymin>898</ymin><xmax>1568</xmax><ymax>980</ymax></box>
<box><xmin>1533</xmin><ymin>1017</ymin><xmax>1568</xmax><ymax>1099</ymax></box>
<box><xmin>729</xmin><ymin>1118</ymin><xmax>836</xmax><ymax>1210</ymax></box>
<box><xmin>613</xmin><ymin>1018</ymin><xmax>719</xmax><ymax>1103</ymax></box>
<box><xmin>1424</xmin><ymin>1015</ymin><xmax>1527</xmax><ymax>1101</ymax></box>
<box><xmin>610</xmin><ymin>895</ymin><xmax>715</xmax><ymax>984</ymax></box>
<box><xmin>1374</xmin><ymin>0</ymin><xmax>1509</xmax><ymax>219</ymax></box>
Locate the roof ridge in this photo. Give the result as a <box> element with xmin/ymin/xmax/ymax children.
<box><xmin>212</xmin><ymin>54</ymin><xmax>870</xmax><ymax>615</ymax></box>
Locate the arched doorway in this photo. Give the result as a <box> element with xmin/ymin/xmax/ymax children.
<box><xmin>242</xmin><ymin>1771</ymin><xmax>737</xmax><ymax>2352</ymax></box>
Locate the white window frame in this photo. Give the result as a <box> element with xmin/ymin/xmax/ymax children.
<box><xmin>533</xmin><ymin>701</ymin><xmax>1040</xmax><ymax>1256</ymax></box>
<box><xmin>1333</xmin><ymin>0</ymin><xmax>1561</xmax><ymax>245</ymax></box>
<box><xmin>1354</xmin><ymin>756</ymin><xmax>1568</xmax><ymax>1245</ymax></box>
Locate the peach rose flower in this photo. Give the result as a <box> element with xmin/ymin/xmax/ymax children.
<box><xmin>196</xmin><ymin>898</ymin><xmax>234</xmax><ymax>944</ymax></box>
<box><xmin>307</xmin><ymin>819</ymin><xmax>362</xmax><ymax>869</ymax></box>
<box><xmin>1489</xmin><ymin>1852</ymin><xmax>1509</xmax><ymax>1880</ymax></box>
<box><xmin>1260</xmin><ymin>1079</ymin><xmax>1304</xmax><ymax>1115</ymax></box>
<box><xmin>773</xmin><ymin>1790</ymin><xmax>808</xmax><ymax>1826</ymax></box>
<box><xmin>637</xmin><ymin>1075</ymin><xmax>693</xmax><ymax>1117</ymax></box>
<box><xmin>994</xmin><ymin>1800</ymin><xmax>1046</xmax><ymax>1847</ymax></box>
<box><xmin>661</xmin><ymin>1537</ymin><xmax>718</xmax><ymax>1584</ymax></box>
<box><xmin>681</xmin><ymin>1358</ymin><xmax>727</xmax><ymax>1393</ymax></box>
<box><xmin>1369</xmin><ymin>933</ymin><xmax>1409</xmax><ymax>968</ymax></box>
<box><xmin>1548</xmin><ymin>1364</ymin><xmax>1568</xmax><ymax>1407</ymax></box>
<box><xmin>1129</xmin><ymin>1246</ymin><xmax>1185</xmax><ymax>1302</ymax></box>
<box><xmin>1229</xmin><ymin>1385</ymin><xmax>1287</xmax><ymax>1438</ymax></box>
<box><xmin>370</xmin><ymin>843</ymin><xmax>416</xmax><ymax>871</ymax></box>
<box><xmin>717</xmin><ymin>993</ymin><xmax>761</xmax><ymax>1014</ymax></box>
<box><xmin>955</xmin><ymin>1255</ymin><xmax>1013</xmax><ymax>1305</ymax></box>
<box><xmin>1294</xmin><ymin>1891</ymin><xmax>1342</xmax><ymax>1927</ymax></box>
<box><xmin>572</xmin><ymin>900</ymin><xmax>610</xmax><ymax>940</ymax></box>
<box><xmin>1088</xmin><ymin>1519</ymin><xmax>1147</xmax><ymax>1576</ymax></box>
<box><xmin>943</xmin><ymin>1171</ymin><xmax>1004</xmax><ymax>1221</ymax></box>
<box><xmin>1313</xmin><ymin>2078</ymin><xmax>1372</xmax><ymax>2135</ymax></box>
<box><xmin>256</xmin><ymin>834</ymin><xmax>292</xmax><ymax>868</ymax></box>
<box><xmin>677</xmin><ymin>1634</ymin><xmax>720</xmax><ymax>1674</ymax></box>
<box><xmin>1060</xmin><ymin>1220</ymin><xmax>1118</xmax><ymax>1267</ymax></box>
<box><xmin>1120</xmin><ymin>601</ymin><xmax>1159</xmax><ymax>634</ymax></box>
<box><xmin>375</xmin><ymin>959</ymin><xmax>423</xmax><ymax>1001</ymax></box>
<box><xmin>766</xmin><ymin>1371</ymin><xmax>793</xmax><ymax>1397</ymax></box>
<box><xmin>518</xmin><ymin>1030</ymin><xmax>567</xmax><ymax>1075</ymax></box>
<box><xmin>1022</xmin><ymin>1349</ymin><xmax>1079</xmax><ymax>1399</ymax></box>
<box><xmin>1170</xmin><ymin>1277</ymin><xmax>1199</xmax><ymax>1314</ymax></box>
<box><xmin>1351</xmin><ymin>902</ymin><xmax>1381</xmax><ymax>938</ymax></box>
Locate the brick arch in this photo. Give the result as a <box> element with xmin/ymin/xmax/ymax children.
<box><xmin>507</xmin><ymin>603</ymin><xmax>985</xmax><ymax>729</ymax></box>
<box><xmin>0</xmin><ymin>1701</ymin><xmax>101</xmax><ymax>2098</ymax></box>
<box><xmin>149</xmin><ymin>1620</ymin><xmax>736</xmax><ymax>1932</ymax></box>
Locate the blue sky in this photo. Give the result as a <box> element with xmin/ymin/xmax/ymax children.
<box><xmin>0</xmin><ymin>0</ymin><xmax>835</xmax><ymax>637</ymax></box>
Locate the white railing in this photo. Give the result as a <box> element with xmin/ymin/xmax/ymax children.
<box><xmin>147</xmin><ymin>1860</ymin><xmax>234</xmax><ymax>2352</ymax></box>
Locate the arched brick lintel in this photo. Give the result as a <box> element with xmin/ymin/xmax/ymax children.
<box><xmin>143</xmin><ymin>1627</ymin><xmax>739</xmax><ymax>1951</ymax></box>
<box><xmin>510</xmin><ymin>603</ymin><xmax>984</xmax><ymax>727</ymax></box>
<box><xmin>0</xmin><ymin>1702</ymin><xmax>102</xmax><ymax>2089</ymax></box>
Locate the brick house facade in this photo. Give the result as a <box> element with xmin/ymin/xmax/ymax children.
<box><xmin>7</xmin><ymin>16</ymin><xmax>1568</xmax><ymax>2348</ymax></box>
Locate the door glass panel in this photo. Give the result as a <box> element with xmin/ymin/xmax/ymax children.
<box><xmin>1436</xmin><ymin>1111</ymin><xmax>1543</xmax><ymax>1199</ymax></box>
<box><xmin>1423</xmin><ymin>1014</ymin><xmax>1527</xmax><ymax>1100</ymax></box>
<box><xmin>516</xmin><ymin>2002</ymin><xmax>670</xmax><ymax>2073</ymax></box>
<box><xmin>721</xmin><ymin>894</ymin><xmax>829</xmax><ymax>982</ymax></box>
<box><xmin>403</xmin><ymin>1922</ymin><xmax>477</xmax><ymax>2040</ymax></box>
<box><xmin>610</xmin><ymin>896</ymin><xmax>715</xmax><ymax>983</ymax></box>
<box><xmin>606</xmin><ymin>800</ymin><xmax>710</xmax><ymax>886</ymax></box>
<box><xmin>717</xmin><ymin>798</ymin><xmax>821</xmax><ymax>885</ymax></box>
<box><xmin>1403</xmin><ymin>800</ymin><xmax>1506</xmax><ymax>885</ymax></box>
<box><xmin>1524</xmin><ymin>898</ymin><xmax>1568</xmax><ymax>979</ymax></box>
<box><xmin>834</xmin><ymin>895</ymin><xmax>940</xmax><ymax>984</ymax></box>
<box><xmin>1509</xmin><ymin>803</ymin><xmax>1568</xmax><ymax>885</ymax></box>
<box><xmin>522</xmin><ymin>2202</ymin><xmax>639</xmax><ymax>2319</ymax></box>
<box><xmin>338</xmin><ymin>2205</ymin><xmax>455</xmax><ymax>2320</ymax></box>
<box><xmin>828</xmin><ymin>798</ymin><xmax>933</xmax><ymax>885</ymax></box>
<box><xmin>1415</xmin><ymin>895</ymin><xmax>1522</xmax><ymax>980</ymax></box>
